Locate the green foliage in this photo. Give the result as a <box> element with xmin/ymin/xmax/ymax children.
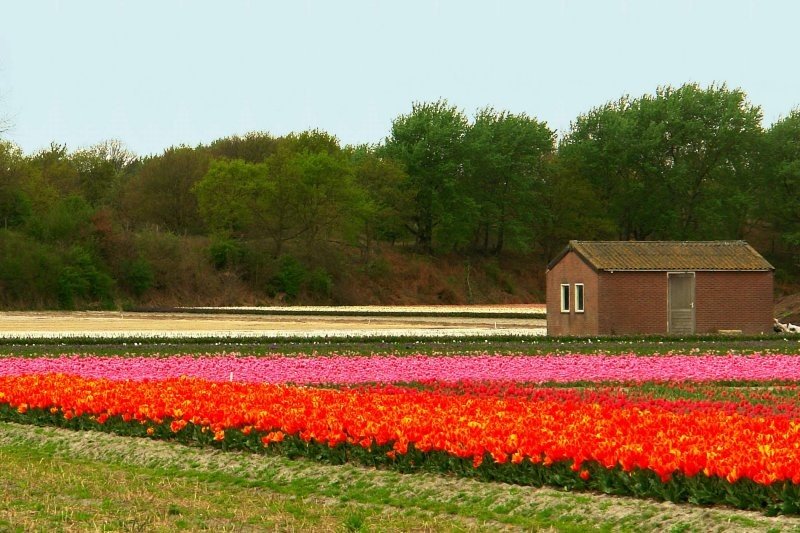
<box><xmin>383</xmin><ymin>100</ymin><xmax>471</xmax><ymax>252</ymax></box>
<box><xmin>120</xmin><ymin>146</ymin><xmax>209</xmax><ymax>234</ymax></box>
<box><xmin>262</xmin><ymin>138</ymin><xmax>362</xmax><ymax>255</ymax></box>
<box><xmin>464</xmin><ymin>108</ymin><xmax>555</xmax><ymax>254</ymax></box>
<box><xmin>0</xmin><ymin>189</ymin><xmax>31</xmax><ymax>229</ymax></box>
<box><xmin>133</xmin><ymin>229</ymin><xmax>191</xmax><ymax>292</ymax></box>
<box><xmin>0</xmin><ymin>142</ymin><xmax>34</xmax><ymax>230</ymax></box>
<box><xmin>349</xmin><ymin>146</ymin><xmax>410</xmax><ymax>251</ymax></box>
<box><xmin>0</xmin><ymin>230</ymin><xmax>62</xmax><ymax>305</ymax></box>
<box><xmin>307</xmin><ymin>267</ymin><xmax>334</xmax><ymax>299</ymax></box>
<box><xmin>263</xmin><ymin>255</ymin><xmax>335</xmax><ymax>301</ymax></box>
<box><xmin>123</xmin><ymin>257</ymin><xmax>154</xmax><ymax>297</ymax></box>
<box><xmin>534</xmin><ymin>159</ymin><xmax>616</xmax><ymax>260</ymax></box>
<box><xmin>760</xmin><ymin>109</ymin><xmax>800</xmax><ymax>264</ymax></box>
<box><xmin>193</xmin><ymin>159</ymin><xmax>271</xmax><ymax>236</ymax></box>
<box><xmin>71</xmin><ymin>140</ymin><xmax>137</xmax><ymax>207</ymax></box>
<box><xmin>195</xmin><ymin>132</ymin><xmax>363</xmax><ymax>259</ymax></box>
<box><xmin>56</xmin><ymin>247</ymin><xmax>115</xmax><ymax>309</ymax></box>
<box><xmin>267</xmin><ymin>255</ymin><xmax>307</xmax><ymax>300</ymax></box>
<box><xmin>26</xmin><ymin>195</ymin><xmax>94</xmax><ymax>244</ymax></box>
<box><xmin>208</xmin><ymin>237</ymin><xmax>244</xmax><ymax>270</ymax></box>
<box><xmin>207</xmin><ymin>131</ymin><xmax>278</xmax><ymax>162</ymax></box>
<box><xmin>560</xmin><ymin>83</ymin><xmax>763</xmax><ymax>241</ymax></box>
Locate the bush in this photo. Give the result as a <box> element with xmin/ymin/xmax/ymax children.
<box><xmin>0</xmin><ymin>230</ymin><xmax>62</xmax><ymax>306</ymax></box>
<box><xmin>26</xmin><ymin>195</ymin><xmax>94</xmax><ymax>244</ymax></box>
<box><xmin>307</xmin><ymin>267</ymin><xmax>333</xmax><ymax>299</ymax></box>
<box><xmin>208</xmin><ymin>237</ymin><xmax>244</xmax><ymax>270</ymax></box>
<box><xmin>57</xmin><ymin>246</ymin><xmax>115</xmax><ymax>309</ymax></box>
<box><xmin>267</xmin><ymin>255</ymin><xmax>307</xmax><ymax>300</ymax></box>
<box><xmin>123</xmin><ymin>257</ymin><xmax>155</xmax><ymax>297</ymax></box>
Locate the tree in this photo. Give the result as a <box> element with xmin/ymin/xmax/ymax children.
<box><xmin>464</xmin><ymin>108</ymin><xmax>554</xmax><ymax>254</ymax></box>
<box><xmin>207</xmin><ymin>131</ymin><xmax>278</xmax><ymax>163</ymax></box>
<box><xmin>383</xmin><ymin>100</ymin><xmax>471</xmax><ymax>252</ymax></box>
<box><xmin>30</xmin><ymin>143</ymin><xmax>81</xmax><ymax>202</ymax></box>
<box><xmin>348</xmin><ymin>145</ymin><xmax>410</xmax><ymax>255</ymax></box>
<box><xmin>260</xmin><ymin>141</ymin><xmax>361</xmax><ymax>256</ymax></box>
<box><xmin>534</xmin><ymin>156</ymin><xmax>616</xmax><ymax>261</ymax></box>
<box><xmin>193</xmin><ymin>158</ymin><xmax>271</xmax><ymax>237</ymax></box>
<box><xmin>560</xmin><ymin>83</ymin><xmax>763</xmax><ymax>240</ymax></box>
<box><xmin>72</xmin><ymin>139</ymin><xmax>138</xmax><ymax>207</ymax></box>
<box><xmin>120</xmin><ymin>146</ymin><xmax>209</xmax><ymax>234</ymax></box>
<box><xmin>0</xmin><ymin>141</ymin><xmax>32</xmax><ymax>229</ymax></box>
<box><xmin>194</xmin><ymin>131</ymin><xmax>362</xmax><ymax>257</ymax></box>
<box><xmin>760</xmin><ymin>109</ymin><xmax>800</xmax><ymax>262</ymax></box>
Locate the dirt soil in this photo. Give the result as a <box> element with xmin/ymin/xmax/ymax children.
<box><xmin>775</xmin><ymin>292</ymin><xmax>800</xmax><ymax>324</ymax></box>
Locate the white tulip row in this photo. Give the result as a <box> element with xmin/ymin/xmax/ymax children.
<box><xmin>0</xmin><ymin>327</ymin><xmax>547</xmax><ymax>340</ymax></box>
<box><xmin>179</xmin><ymin>305</ymin><xmax>546</xmax><ymax>315</ymax></box>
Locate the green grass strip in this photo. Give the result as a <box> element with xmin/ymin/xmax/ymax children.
<box><xmin>2</xmin><ymin>336</ymin><xmax>800</xmax><ymax>357</ymax></box>
<box><xmin>1</xmin><ymin>422</ymin><xmax>796</xmax><ymax>532</ymax></box>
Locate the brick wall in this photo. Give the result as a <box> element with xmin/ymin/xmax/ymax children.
<box><xmin>546</xmin><ymin>252</ymin><xmax>599</xmax><ymax>336</ymax></box>
<box><xmin>599</xmin><ymin>271</ymin><xmax>668</xmax><ymax>334</ymax></box>
<box><xmin>549</xmin><ymin>256</ymin><xmax>774</xmax><ymax>335</ymax></box>
<box><xmin>695</xmin><ymin>271</ymin><xmax>773</xmax><ymax>334</ymax></box>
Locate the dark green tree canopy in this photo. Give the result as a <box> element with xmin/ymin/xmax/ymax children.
<box><xmin>383</xmin><ymin>100</ymin><xmax>470</xmax><ymax>252</ymax></box>
<box><xmin>761</xmin><ymin>109</ymin><xmax>800</xmax><ymax>259</ymax></box>
<box><xmin>464</xmin><ymin>108</ymin><xmax>555</xmax><ymax>254</ymax></box>
<box><xmin>560</xmin><ymin>83</ymin><xmax>763</xmax><ymax>240</ymax></box>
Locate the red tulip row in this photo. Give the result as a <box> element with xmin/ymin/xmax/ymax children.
<box><xmin>2</xmin><ymin>373</ymin><xmax>799</xmax><ymax>488</ymax></box>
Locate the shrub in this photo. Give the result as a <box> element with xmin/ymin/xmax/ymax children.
<box><xmin>307</xmin><ymin>267</ymin><xmax>333</xmax><ymax>299</ymax></box>
<box><xmin>267</xmin><ymin>255</ymin><xmax>307</xmax><ymax>300</ymax></box>
<box><xmin>57</xmin><ymin>246</ymin><xmax>115</xmax><ymax>309</ymax></box>
<box><xmin>123</xmin><ymin>257</ymin><xmax>154</xmax><ymax>297</ymax></box>
<box><xmin>208</xmin><ymin>237</ymin><xmax>244</xmax><ymax>270</ymax></box>
<box><xmin>0</xmin><ymin>230</ymin><xmax>62</xmax><ymax>306</ymax></box>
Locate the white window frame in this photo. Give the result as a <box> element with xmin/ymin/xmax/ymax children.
<box><xmin>560</xmin><ymin>284</ymin><xmax>570</xmax><ymax>313</ymax></box>
<box><xmin>574</xmin><ymin>283</ymin><xmax>585</xmax><ymax>313</ymax></box>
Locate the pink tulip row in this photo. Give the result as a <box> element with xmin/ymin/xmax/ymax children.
<box><xmin>1</xmin><ymin>353</ymin><xmax>799</xmax><ymax>383</ymax></box>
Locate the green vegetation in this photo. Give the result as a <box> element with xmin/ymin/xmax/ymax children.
<box><xmin>1</xmin><ymin>83</ymin><xmax>799</xmax><ymax>309</ymax></box>
<box><xmin>6</xmin><ymin>401</ymin><xmax>800</xmax><ymax>517</ymax></box>
<box><xmin>2</xmin><ymin>333</ymin><xmax>800</xmax><ymax>357</ymax></box>
<box><xmin>1</xmin><ymin>422</ymin><xmax>796</xmax><ymax>532</ymax></box>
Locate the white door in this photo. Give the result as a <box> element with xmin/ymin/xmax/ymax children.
<box><xmin>668</xmin><ymin>272</ymin><xmax>695</xmax><ymax>334</ymax></box>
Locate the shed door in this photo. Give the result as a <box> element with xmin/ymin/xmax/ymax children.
<box><xmin>668</xmin><ymin>272</ymin><xmax>695</xmax><ymax>334</ymax></box>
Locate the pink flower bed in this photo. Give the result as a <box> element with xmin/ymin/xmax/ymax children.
<box><xmin>1</xmin><ymin>353</ymin><xmax>799</xmax><ymax>383</ymax></box>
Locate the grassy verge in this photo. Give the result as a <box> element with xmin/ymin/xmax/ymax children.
<box><xmin>0</xmin><ymin>422</ymin><xmax>796</xmax><ymax>532</ymax></box>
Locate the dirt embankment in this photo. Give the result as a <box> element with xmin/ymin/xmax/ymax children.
<box><xmin>775</xmin><ymin>292</ymin><xmax>800</xmax><ymax>324</ymax></box>
<box><xmin>128</xmin><ymin>246</ymin><xmax>548</xmax><ymax>309</ymax></box>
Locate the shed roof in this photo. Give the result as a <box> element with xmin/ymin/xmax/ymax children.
<box><xmin>548</xmin><ymin>241</ymin><xmax>774</xmax><ymax>271</ymax></box>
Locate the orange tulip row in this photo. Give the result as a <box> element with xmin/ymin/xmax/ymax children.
<box><xmin>1</xmin><ymin>373</ymin><xmax>798</xmax><ymax>486</ymax></box>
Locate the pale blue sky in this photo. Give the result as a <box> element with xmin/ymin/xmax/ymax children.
<box><xmin>1</xmin><ymin>0</ymin><xmax>798</xmax><ymax>156</ymax></box>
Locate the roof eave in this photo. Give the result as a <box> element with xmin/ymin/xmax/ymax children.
<box><xmin>546</xmin><ymin>241</ymin><xmax>600</xmax><ymax>273</ymax></box>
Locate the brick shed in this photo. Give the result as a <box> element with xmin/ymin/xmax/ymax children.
<box><xmin>546</xmin><ymin>241</ymin><xmax>774</xmax><ymax>336</ymax></box>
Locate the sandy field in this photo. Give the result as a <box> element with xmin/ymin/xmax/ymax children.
<box><xmin>0</xmin><ymin>310</ymin><xmax>547</xmax><ymax>339</ymax></box>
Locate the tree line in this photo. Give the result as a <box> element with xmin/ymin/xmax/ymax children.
<box><xmin>1</xmin><ymin>82</ymin><xmax>799</xmax><ymax>308</ymax></box>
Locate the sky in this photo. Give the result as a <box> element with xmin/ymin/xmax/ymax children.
<box><xmin>1</xmin><ymin>0</ymin><xmax>798</xmax><ymax>156</ymax></box>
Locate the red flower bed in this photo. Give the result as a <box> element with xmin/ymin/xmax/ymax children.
<box><xmin>2</xmin><ymin>374</ymin><xmax>800</xmax><ymax>488</ymax></box>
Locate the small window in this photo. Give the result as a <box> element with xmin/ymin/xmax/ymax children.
<box><xmin>560</xmin><ymin>284</ymin><xmax>570</xmax><ymax>313</ymax></box>
<box><xmin>575</xmin><ymin>283</ymin><xmax>585</xmax><ymax>313</ymax></box>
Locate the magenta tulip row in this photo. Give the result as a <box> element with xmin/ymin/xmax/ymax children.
<box><xmin>1</xmin><ymin>353</ymin><xmax>799</xmax><ymax>383</ymax></box>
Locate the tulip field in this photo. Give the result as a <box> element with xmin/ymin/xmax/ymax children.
<box><xmin>4</xmin><ymin>342</ymin><xmax>800</xmax><ymax>524</ymax></box>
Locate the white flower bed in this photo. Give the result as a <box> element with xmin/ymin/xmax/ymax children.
<box><xmin>180</xmin><ymin>305</ymin><xmax>546</xmax><ymax>315</ymax></box>
<box><xmin>0</xmin><ymin>327</ymin><xmax>546</xmax><ymax>340</ymax></box>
